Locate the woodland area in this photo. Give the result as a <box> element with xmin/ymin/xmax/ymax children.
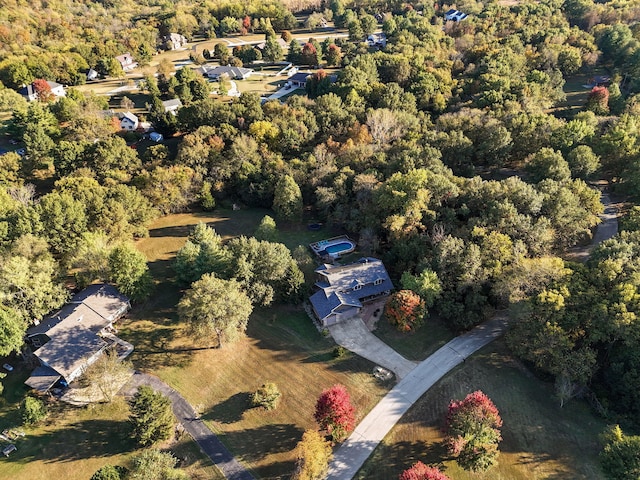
<box><xmin>2</xmin><ymin>0</ymin><xmax>640</xmax><ymax>477</ymax></box>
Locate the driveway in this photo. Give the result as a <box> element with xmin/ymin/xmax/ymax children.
<box><xmin>325</xmin><ymin>313</ymin><xmax>510</xmax><ymax>480</ymax></box>
<box><xmin>568</xmin><ymin>192</ymin><xmax>619</xmax><ymax>262</ymax></box>
<box><xmin>121</xmin><ymin>372</ymin><xmax>255</xmax><ymax>480</ymax></box>
<box><xmin>328</xmin><ymin>317</ymin><xmax>417</xmax><ymax>379</ymax></box>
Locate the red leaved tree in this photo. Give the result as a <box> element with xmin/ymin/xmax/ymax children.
<box><xmin>586</xmin><ymin>86</ymin><xmax>609</xmax><ymax>114</ymax></box>
<box><xmin>33</xmin><ymin>78</ymin><xmax>53</xmax><ymax>102</ymax></box>
<box><xmin>399</xmin><ymin>461</ymin><xmax>450</xmax><ymax>480</ymax></box>
<box><xmin>445</xmin><ymin>390</ymin><xmax>502</xmax><ymax>472</ymax></box>
<box><xmin>301</xmin><ymin>42</ymin><xmax>319</xmax><ymax>67</ymax></box>
<box><xmin>314</xmin><ymin>384</ymin><xmax>356</xmax><ymax>442</ymax></box>
<box><xmin>384</xmin><ymin>289</ymin><xmax>426</xmax><ymax>332</ymax></box>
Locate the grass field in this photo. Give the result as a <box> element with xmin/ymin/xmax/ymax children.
<box><xmin>122</xmin><ymin>208</ymin><xmax>389</xmax><ymax>478</ymax></box>
<box><xmin>374</xmin><ymin>315</ymin><xmax>454</xmax><ymax>362</ymax></box>
<box><xmin>0</xmin><ymin>370</ymin><xmax>220</xmax><ymax>480</ymax></box>
<box><xmin>356</xmin><ymin>339</ymin><xmax>607</xmax><ymax>480</ymax></box>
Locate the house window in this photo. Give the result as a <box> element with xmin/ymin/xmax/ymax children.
<box><xmin>353</xmin><ymin>284</ymin><xmax>362</xmax><ymax>291</ymax></box>
<box><xmin>374</xmin><ymin>278</ymin><xmax>383</xmax><ymax>286</ymax></box>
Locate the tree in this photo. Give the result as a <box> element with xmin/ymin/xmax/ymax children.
<box><xmin>174</xmin><ymin>223</ymin><xmax>229</xmax><ymax>286</ymax></box>
<box><xmin>129</xmin><ymin>386</ymin><xmax>174</xmax><ymax>447</ymax></box>
<box><xmin>384</xmin><ymin>290</ymin><xmax>427</xmax><ymax>332</ymax></box>
<box><xmin>325</xmin><ymin>44</ymin><xmax>342</xmax><ymax>66</ymax></box>
<box><xmin>400</xmin><ymin>270</ymin><xmax>442</xmax><ymax>308</ymax></box>
<box><xmin>600</xmin><ymin>425</ymin><xmax>640</xmax><ymax>480</ymax></box>
<box><xmin>445</xmin><ymin>390</ymin><xmax>503</xmax><ymax>472</ymax></box>
<box><xmin>525</xmin><ymin>148</ymin><xmax>571</xmax><ymax>183</ymax></box>
<box><xmin>128</xmin><ymin>449</ymin><xmax>189</xmax><ymax>480</ymax></box>
<box><xmin>292</xmin><ymin>430</ymin><xmax>333</xmax><ymax>480</ymax></box>
<box><xmin>33</xmin><ymin>79</ymin><xmax>53</xmax><ymax>102</ymax></box>
<box><xmin>108</xmin><ymin>244</ymin><xmax>153</xmax><ymax>302</ymax></box>
<box><xmin>90</xmin><ymin>465</ymin><xmax>124</xmax><ymax>480</ymax></box>
<box><xmin>0</xmin><ymin>305</ymin><xmax>25</xmax><ymax>356</ymax></box>
<box><xmin>263</xmin><ymin>36</ymin><xmax>283</xmax><ymax>62</ymax></box>
<box><xmin>314</xmin><ymin>384</ymin><xmax>356</xmax><ymax>442</ymax></box>
<box><xmin>399</xmin><ymin>462</ymin><xmax>451</xmax><ymax>480</ymax></box>
<box><xmin>273</xmin><ymin>175</ymin><xmax>303</xmax><ymax>221</ymax></box>
<box><xmin>587</xmin><ymin>86</ymin><xmax>609</xmax><ymax>115</ymax></box>
<box><xmin>22</xmin><ymin>396</ymin><xmax>47</xmax><ymax>425</ymax></box>
<box><xmin>567</xmin><ymin>145</ymin><xmax>600</xmax><ymax>179</ymax></box>
<box><xmin>177</xmin><ymin>273</ymin><xmax>253</xmax><ymax>347</ymax></box>
<box><xmin>301</xmin><ymin>42</ymin><xmax>321</xmax><ymax>67</ymax></box>
<box><xmin>255</xmin><ymin>215</ymin><xmax>279</xmax><ymax>242</ymax></box>
<box><xmin>251</xmin><ymin>382</ymin><xmax>281</xmax><ymax>410</ymax></box>
<box><xmin>83</xmin><ymin>350</ymin><xmax>132</xmax><ymax>402</ymax></box>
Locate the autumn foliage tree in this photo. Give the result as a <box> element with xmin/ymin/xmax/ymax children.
<box><xmin>384</xmin><ymin>289</ymin><xmax>427</xmax><ymax>332</ymax></box>
<box><xmin>445</xmin><ymin>390</ymin><xmax>503</xmax><ymax>472</ymax></box>
<box><xmin>399</xmin><ymin>462</ymin><xmax>451</xmax><ymax>480</ymax></box>
<box><xmin>314</xmin><ymin>384</ymin><xmax>356</xmax><ymax>442</ymax></box>
<box><xmin>292</xmin><ymin>429</ymin><xmax>333</xmax><ymax>480</ymax></box>
<box><xmin>33</xmin><ymin>78</ymin><xmax>53</xmax><ymax>102</ymax></box>
<box><xmin>586</xmin><ymin>86</ymin><xmax>609</xmax><ymax>114</ymax></box>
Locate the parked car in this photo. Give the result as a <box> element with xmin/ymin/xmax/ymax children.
<box><xmin>2</xmin><ymin>363</ymin><xmax>14</xmax><ymax>372</ymax></box>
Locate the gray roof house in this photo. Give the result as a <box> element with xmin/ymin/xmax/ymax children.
<box><xmin>204</xmin><ymin>65</ymin><xmax>253</xmax><ymax>81</ymax></box>
<box><xmin>161</xmin><ymin>98</ymin><xmax>182</xmax><ymax>115</ymax></box>
<box><xmin>25</xmin><ymin>284</ymin><xmax>131</xmax><ymax>392</ymax></box>
<box><xmin>120</xmin><ymin>111</ymin><xmax>139</xmax><ymax>131</ymax></box>
<box><xmin>310</xmin><ymin>258</ymin><xmax>393</xmax><ymax>326</ymax></box>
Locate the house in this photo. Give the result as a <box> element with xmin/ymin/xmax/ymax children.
<box><xmin>24</xmin><ymin>284</ymin><xmax>131</xmax><ymax>393</ymax></box>
<box><xmin>120</xmin><ymin>111</ymin><xmax>139</xmax><ymax>131</ymax></box>
<box><xmin>86</xmin><ymin>68</ymin><xmax>99</xmax><ymax>81</ymax></box>
<box><xmin>256</xmin><ymin>38</ymin><xmax>290</xmax><ymax>51</ymax></box>
<box><xmin>162</xmin><ymin>32</ymin><xmax>187</xmax><ymax>50</ymax></box>
<box><xmin>115</xmin><ymin>53</ymin><xmax>138</xmax><ymax>72</ymax></box>
<box><xmin>367</xmin><ymin>33</ymin><xmax>387</xmax><ymax>48</ymax></box>
<box><xmin>204</xmin><ymin>65</ymin><xmax>253</xmax><ymax>81</ymax></box>
<box><xmin>18</xmin><ymin>81</ymin><xmax>66</xmax><ymax>102</ymax></box>
<box><xmin>445</xmin><ymin>9</ymin><xmax>468</xmax><ymax>21</ymax></box>
<box><xmin>309</xmin><ymin>258</ymin><xmax>393</xmax><ymax>326</ymax></box>
<box><xmin>161</xmin><ymin>98</ymin><xmax>182</xmax><ymax>115</ymax></box>
<box><xmin>288</xmin><ymin>72</ymin><xmax>311</xmax><ymax>88</ymax></box>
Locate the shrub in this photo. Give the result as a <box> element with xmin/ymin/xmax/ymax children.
<box><xmin>333</xmin><ymin>346</ymin><xmax>348</xmax><ymax>358</ymax></box>
<box><xmin>22</xmin><ymin>396</ymin><xmax>47</xmax><ymax>425</ymax></box>
<box><xmin>251</xmin><ymin>382</ymin><xmax>281</xmax><ymax>410</ymax></box>
<box><xmin>384</xmin><ymin>289</ymin><xmax>427</xmax><ymax>332</ymax></box>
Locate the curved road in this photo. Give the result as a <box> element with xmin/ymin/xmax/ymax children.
<box><xmin>121</xmin><ymin>372</ymin><xmax>255</xmax><ymax>480</ymax></box>
<box><xmin>325</xmin><ymin>191</ymin><xmax>618</xmax><ymax>480</ymax></box>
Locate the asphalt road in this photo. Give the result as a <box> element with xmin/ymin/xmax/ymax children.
<box><xmin>122</xmin><ymin>372</ymin><xmax>255</xmax><ymax>480</ymax></box>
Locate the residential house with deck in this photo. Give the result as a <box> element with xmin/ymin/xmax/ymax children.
<box><xmin>310</xmin><ymin>258</ymin><xmax>393</xmax><ymax>326</ymax></box>
<box><xmin>24</xmin><ymin>284</ymin><xmax>131</xmax><ymax>393</ymax></box>
<box><xmin>115</xmin><ymin>53</ymin><xmax>138</xmax><ymax>72</ymax></box>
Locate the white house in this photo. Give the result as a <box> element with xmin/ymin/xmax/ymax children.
<box><xmin>161</xmin><ymin>98</ymin><xmax>182</xmax><ymax>115</ymax></box>
<box><xmin>18</xmin><ymin>81</ymin><xmax>66</xmax><ymax>102</ymax></box>
<box><xmin>120</xmin><ymin>111</ymin><xmax>139</xmax><ymax>131</ymax></box>
<box><xmin>115</xmin><ymin>53</ymin><xmax>138</xmax><ymax>72</ymax></box>
<box><xmin>86</xmin><ymin>68</ymin><xmax>99</xmax><ymax>81</ymax></box>
<box><xmin>162</xmin><ymin>33</ymin><xmax>188</xmax><ymax>50</ymax></box>
<box><xmin>204</xmin><ymin>65</ymin><xmax>253</xmax><ymax>81</ymax></box>
<box><xmin>445</xmin><ymin>9</ymin><xmax>468</xmax><ymax>21</ymax></box>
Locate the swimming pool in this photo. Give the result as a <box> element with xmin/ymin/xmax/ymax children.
<box><xmin>324</xmin><ymin>242</ymin><xmax>354</xmax><ymax>255</ymax></box>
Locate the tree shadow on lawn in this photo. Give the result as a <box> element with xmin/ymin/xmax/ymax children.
<box><xmin>220</xmin><ymin>423</ymin><xmax>304</xmax><ymax>463</ymax></box>
<box><xmin>357</xmin><ymin>440</ymin><xmax>451</xmax><ymax>479</ymax></box>
<box><xmin>15</xmin><ymin>419</ymin><xmax>133</xmax><ymax>464</ymax></box>
<box><xmin>202</xmin><ymin>392</ymin><xmax>252</xmax><ymax>424</ymax></box>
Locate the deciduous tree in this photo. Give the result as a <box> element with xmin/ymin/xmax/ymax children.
<box><xmin>177</xmin><ymin>273</ymin><xmax>253</xmax><ymax>347</ymax></box>
<box><xmin>292</xmin><ymin>429</ymin><xmax>333</xmax><ymax>480</ymax></box>
<box><xmin>314</xmin><ymin>384</ymin><xmax>356</xmax><ymax>442</ymax></box>
<box><xmin>384</xmin><ymin>289</ymin><xmax>427</xmax><ymax>332</ymax></box>
<box><xmin>399</xmin><ymin>462</ymin><xmax>450</xmax><ymax>480</ymax></box>
<box><xmin>445</xmin><ymin>390</ymin><xmax>502</xmax><ymax>472</ymax></box>
<box><xmin>108</xmin><ymin>244</ymin><xmax>153</xmax><ymax>302</ymax></box>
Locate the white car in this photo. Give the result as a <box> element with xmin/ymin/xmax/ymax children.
<box><xmin>2</xmin><ymin>364</ymin><xmax>14</xmax><ymax>372</ymax></box>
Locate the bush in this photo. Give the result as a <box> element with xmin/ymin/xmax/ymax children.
<box><xmin>251</xmin><ymin>383</ymin><xmax>281</xmax><ymax>410</ymax></box>
<box><xmin>22</xmin><ymin>396</ymin><xmax>47</xmax><ymax>425</ymax></box>
<box><xmin>90</xmin><ymin>465</ymin><xmax>127</xmax><ymax>480</ymax></box>
<box><xmin>333</xmin><ymin>346</ymin><xmax>348</xmax><ymax>358</ymax></box>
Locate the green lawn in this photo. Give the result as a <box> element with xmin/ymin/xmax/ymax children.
<box><xmin>121</xmin><ymin>208</ymin><xmax>389</xmax><ymax>478</ymax></box>
<box><xmin>356</xmin><ymin>339</ymin><xmax>607</xmax><ymax>480</ymax></box>
<box><xmin>373</xmin><ymin>315</ymin><xmax>454</xmax><ymax>361</ymax></box>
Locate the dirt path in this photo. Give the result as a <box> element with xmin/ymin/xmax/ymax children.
<box><xmin>121</xmin><ymin>372</ymin><xmax>255</xmax><ymax>480</ymax></box>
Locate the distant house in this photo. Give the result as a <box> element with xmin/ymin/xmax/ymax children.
<box><xmin>367</xmin><ymin>33</ymin><xmax>387</xmax><ymax>48</ymax></box>
<box><xmin>86</xmin><ymin>68</ymin><xmax>99</xmax><ymax>81</ymax></box>
<box><xmin>309</xmin><ymin>258</ymin><xmax>393</xmax><ymax>326</ymax></box>
<box><xmin>288</xmin><ymin>72</ymin><xmax>311</xmax><ymax>88</ymax></box>
<box><xmin>120</xmin><ymin>111</ymin><xmax>139</xmax><ymax>131</ymax></box>
<box><xmin>115</xmin><ymin>52</ymin><xmax>138</xmax><ymax>72</ymax></box>
<box><xmin>18</xmin><ymin>81</ymin><xmax>66</xmax><ymax>102</ymax></box>
<box><xmin>162</xmin><ymin>32</ymin><xmax>187</xmax><ymax>50</ymax></box>
<box><xmin>256</xmin><ymin>37</ymin><xmax>290</xmax><ymax>51</ymax></box>
<box><xmin>25</xmin><ymin>284</ymin><xmax>131</xmax><ymax>393</ymax></box>
<box><xmin>204</xmin><ymin>65</ymin><xmax>253</xmax><ymax>81</ymax></box>
<box><xmin>445</xmin><ymin>9</ymin><xmax>468</xmax><ymax>21</ymax></box>
<box><xmin>161</xmin><ymin>98</ymin><xmax>182</xmax><ymax>115</ymax></box>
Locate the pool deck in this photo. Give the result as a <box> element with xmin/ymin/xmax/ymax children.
<box><xmin>309</xmin><ymin>235</ymin><xmax>355</xmax><ymax>257</ymax></box>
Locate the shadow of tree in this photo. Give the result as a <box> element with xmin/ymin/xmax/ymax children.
<box><xmin>203</xmin><ymin>392</ymin><xmax>251</xmax><ymax>424</ymax></box>
<box><xmin>13</xmin><ymin>419</ymin><xmax>134</xmax><ymax>464</ymax></box>
<box><xmin>220</xmin><ymin>423</ymin><xmax>304</xmax><ymax>463</ymax></box>
<box><xmin>355</xmin><ymin>440</ymin><xmax>451</xmax><ymax>479</ymax></box>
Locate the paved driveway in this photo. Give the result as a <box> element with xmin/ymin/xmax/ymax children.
<box><xmin>326</xmin><ymin>313</ymin><xmax>510</xmax><ymax>480</ymax></box>
<box><xmin>121</xmin><ymin>372</ymin><xmax>255</xmax><ymax>480</ymax></box>
<box><xmin>328</xmin><ymin>317</ymin><xmax>417</xmax><ymax>379</ymax></box>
